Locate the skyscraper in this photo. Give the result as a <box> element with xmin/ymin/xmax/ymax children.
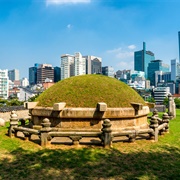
<box><xmin>134</xmin><ymin>42</ymin><xmax>155</xmax><ymax>78</ymax></box>
<box><xmin>74</xmin><ymin>52</ymin><xmax>86</xmax><ymax>76</ymax></box>
<box><xmin>37</xmin><ymin>64</ymin><xmax>54</xmax><ymax>84</ymax></box>
<box><xmin>61</xmin><ymin>54</ymin><xmax>74</xmax><ymax>80</ymax></box>
<box><xmin>8</xmin><ymin>69</ymin><xmax>20</xmax><ymax>82</ymax></box>
<box><xmin>29</xmin><ymin>64</ymin><xmax>39</xmax><ymax>85</ymax></box>
<box><xmin>0</xmin><ymin>69</ymin><xmax>9</xmax><ymax>99</ymax></box>
<box><xmin>178</xmin><ymin>31</ymin><xmax>180</xmax><ymax>61</ymax></box>
<box><xmin>83</xmin><ymin>55</ymin><xmax>102</xmax><ymax>74</ymax></box>
<box><xmin>54</xmin><ymin>66</ymin><xmax>61</xmax><ymax>82</ymax></box>
<box><xmin>148</xmin><ymin>60</ymin><xmax>169</xmax><ymax>86</ymax></box>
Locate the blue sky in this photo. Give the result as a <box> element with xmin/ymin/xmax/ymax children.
<box><xmin>0</xmin><ymin>0</ymin><xmax>180</xmax><ymax>78</ymax></box>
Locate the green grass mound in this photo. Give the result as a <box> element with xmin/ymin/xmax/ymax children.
<box><xmin>36</xmin><ymin>74</ymin><xmax>146</xmax><ymax>108</ymax></box>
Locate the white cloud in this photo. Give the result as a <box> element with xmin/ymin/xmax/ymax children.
<box><xmin>107</xmin><ymin>47</ymin><xmax>121</xmax><ymax>54</ymax></box>
<box><xmin>128</xmin><ymin>44</ymin><xmax>136</xmax><ymax>50</ymax></box>
<box><xmin>106</xmin><ymin>45</ymin><xmax>135</xmax><ymax>59</ymax></box>
<box><xmin>116</xmin><ymin>51</ymin><xmax>134</xmax><ymax>59</ymax></box>
<box><xmin>117</xmin><ymin>61</ymin><xmax>134</xmax><ymax>70</ymax></box>
<box><xmin>67</xmin><ymin>24</ymin><xmax>72</xmax><ymax>29</ymax></box>
<box><xmin>106</xmin><ymin>45</ymin><xmax>136</xmax><ymax>71</ymax></box>
<box><xmin>46</xmin><ymin>0</ymin><xmax>91</xmax><ymax>6</ymax></box>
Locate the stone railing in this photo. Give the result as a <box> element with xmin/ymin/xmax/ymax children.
<box><xmin>8</xmin><ymin>109</ymin><xmax>170</xmax><ymax>148</ymax></box>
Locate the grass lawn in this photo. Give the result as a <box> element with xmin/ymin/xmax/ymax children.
<box><xmin>0</xmin><ymin>110</ymin><xmax>180</xmax><ymax>180</ymax></box>
<box><xmin>36</xmin><ymin>74</ymin><xmax>146</xmax><ymax>108</ymax></box>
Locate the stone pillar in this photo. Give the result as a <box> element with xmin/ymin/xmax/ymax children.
<box><xmin>23</xmin><ymin>131</ymin><xmax>31</xmax><ymax>141</ymax></box>
<box><xmin>101</xmin><ymin>119</ymin><xmax>112</xmax><ymax>148</ymax></box>
<box><xmin>128</xmin><ymin>133</ymin><xmax>136</xmax><ymax>143</ymax></box>
<box><xmin>40</xmin><ymin>118</ymin><xmax>52</xmax><ymax>147</ymax></box>
<box><xmin>69</xmin><ymin>136</ymin><xmax>82</xmax><ymax>146</ymax></box>
<box><xmin>168</xmin><ymin>94</ymin><xmax>176</xmax><ymax>119</ymax></box>
<box><xmin>153</xmin><ymin>109</ymin><xmax>162</xmax><ymax>125</ymax></box>
<box><xmin>8</xmin><ymin>111</ymin><xmax>19</xmax><ymax>138</ymax></box>
<box><xmin>162</xmin><ymin>113</ymin><xmax>170</xmax><ymax>133</ymax></box>
<box><xmin>149</xmin><ymin>116</ymin><xmax>159</xmax><ymax>142</ymax></box>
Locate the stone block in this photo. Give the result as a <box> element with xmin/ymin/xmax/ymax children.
<box><xmin>0</xmin><ymin>118</ymin><xmax>5</xmax><ymax>127</ymax></box>
<box><xmin>53</xmin><ymin>102</ymin><xmax>66</xmax><ymax>111</ymax></box>
<box><xmin>97</xmin><ymin>102</ymin><xmax>107</xmax><ymax>112</ymax></box>
<box><xmin>146</xmin><ymin>102</ymin><xmax>155</xmax><ymax>109</ymax></box>
<box><xmin>24</xmin><ymin>102</ymin><xmax>38</xmax><ymax>109</ymax></box>
<box><xmin>130</xmin><ymin>102</ymin><xmax>143</xmax><ymax>111</ymax></box>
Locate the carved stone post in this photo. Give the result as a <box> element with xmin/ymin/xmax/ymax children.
<box><xmin>8</xmin><ymin>111</ymin><xmax>19</xmax><ymax>138</ymax></box>
<box><xmin>101</xmin><ymin>119</ymin><xmax>112</xmax><ymax>148</ymax></box>
<box><xmin>162</xmin><ymin>112</ymin><xmax>170</xmax><ymax>133</ymax></box>
<box><xmin>69</xmin><ymin>136</ymin><xmax>82</xmax><ymax>146</ymax></box>
<box><xmin>23</xmin><ymin>131</ymin><xmax>31</xmax><ymax>141</ymax></box>
<box><xmin>40</xmin><ymin>118</ymin><xmax>51</xmax><ymax>147</ymax></box>
<box><xmin>153</xmin><ymin>109</ymin><xmax>158</xmax><ymax>117</ymax></box>
<box><xmin>168</xmin><ymin>94</ymin><xmax>176</xmax><ymax>119</ymax></box>
<box><xmin>149</xmin><ymin>116</ymin><xmax>158</xmax><ymax>142</ymax></box>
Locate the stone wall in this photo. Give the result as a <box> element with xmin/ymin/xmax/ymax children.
<box><xmin>0</xmin><ymin>110</ymin><xmax>29</xmax><ymax>121</ymax></box>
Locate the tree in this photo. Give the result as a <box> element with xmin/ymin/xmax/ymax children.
<box><xmin>163</xmin><ymin>97</ymin><xmax>168</xmax><ymax>107</ymax></box>
<box><xmin>174</xmin><ymin>98</ymin><xmax>180</xmax><ymax>109</ymax></box>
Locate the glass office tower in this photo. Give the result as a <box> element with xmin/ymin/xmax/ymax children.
<box><xmin>134</xmin><ymin>42</ymin><xmax>155</xmax><ymax>78</ymax></box>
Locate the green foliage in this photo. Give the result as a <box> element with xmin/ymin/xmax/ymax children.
<box><xmin>36</xmin><ymin>74</ymin><xmax>146</xmax><ymax>108</ymax></box>
<box><xmin>28</xmin><ymin>94</ymin><xmax>39</xmax><ymax>102</ymax></box>
<box><xmin>146</xmin><ymin>97</ymin><xmax>155</xmax><ymax>103</ymax></box>
<box><xmin>174</xmin><ymin>98</ymin><xmax>180</xmax><ymax>109</ymax></box>
<box><xmin>163</xmin><ymin>97</ymin><xmax>168</xmax><ymax>107</ymax></box>
<box><xmin>0</xmin><ymin>98</ymin><xmax>23</xmax><ymax>107</ymax></box>
<box><xmin>164</xmin><ymin>97</ymin><xmax>180</xmax><ymax>109</ymax></box>
<box><xmin>6</xmin><ymin>99</ymin><xmax>23</xmax><ymax>106</ymax></box>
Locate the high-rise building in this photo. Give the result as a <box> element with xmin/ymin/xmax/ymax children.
<box><xmin>83</xmin><ymin>55</ymin><xmax>102</xmax><ymax>74</ymax></box>
<box><xmin>155</xmin><ymin>71</ymin><xmax>171</xmax><ymax>87</ymax></box>
<box><xmin>134</xmin><ymin>42</ymin><xmax>155</xmax><ymax>78</ymax></box>
<box><xmin>8</xmin><ymin>69</ymin><xmax>20</xmax><ymax>82</ymax></box>
<box><xmin>102</xmin><ymin>66</ymin><xmax>114</xmax><ymax>78</ymax></box>
<box><xmin>54</xmin><ymin>66</ymin><xmax>61</xmax><ymax>82</ymax></box>
<box><xmin>74</xmin><ymin>52</ymin><xmax>86</xmax><ymax>76</ymax></box>
<box><xmin>178</xmin><ymin>31</ymin><xmax>180</xmax><ymax>62</ymax></box>
<box><xmin>148</xmin><ymin>60</ymin><xmax>169</xmax><ymax>86</ymax></box>
<box><xmin>61</xmin><ymin>54</ymin><xmax>74</xmax><ymax>80</ymax></box>
<box><xmin>0</xmin><ymin>69</ymin><xmax>9</xmax><ymax>99</ymax></box>
<box><xmin>170</xmin><ymin>59</ymin><xmax>180</xmax><ymax>93</ymax></box>
<box><xmin>37</xmin><ymin>64</ymin><xmax>54</xmax><ymax>84</ymax></box>
<box><xmin>171</xmin><ymin>59</ymin><xmax>180</xmax><ymax>82</ymax></box>
<box><xmin>29</xmin><ymin>64</ymin><xmax>39</xmax><ymax>85</ymax></box>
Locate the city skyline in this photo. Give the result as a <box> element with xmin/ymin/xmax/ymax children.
<box><xmin>1</xmin><ymin>0</ymin><xmax>180</xmax><ymax>78</ymax></box>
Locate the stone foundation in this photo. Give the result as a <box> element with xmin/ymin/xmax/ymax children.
<box><xmin>28</xmin><ymin>103</ymin><xmax>150</xmax><ymax>132</ymax></box>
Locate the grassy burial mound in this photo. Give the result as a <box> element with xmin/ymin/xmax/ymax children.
<box><xmin>36</xmin><ymin>74</ymin><xmax>146</xmax><ymax>108</ymax></box>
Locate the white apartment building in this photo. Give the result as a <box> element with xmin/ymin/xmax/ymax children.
<box><xmin>153</xmin><ymin>87</ymin><xmax>170</xmax><ymax>104</ymax></box>
<box><xmin>61</xmin><ymin>53</ymin><xmax>102</xmax><ymax>80</ymax></box>
<box><xmin>61</xmin><ymin>54</ymin><xmax>74</xmax><ymax>80</ymax></box>
<box><xmin>21</xmin><ymin>78</ymin><xmax>29</xmax><ymax>87</ymax></box>
<box><xmin>74</xmin><ymin>52</ymin><xmax>86</xmax><ymax>76</ymax></box>
<box><xmin>0</xmin><ymin>69</ymin><xmax>9</xmax><ymax>99</ymax></box>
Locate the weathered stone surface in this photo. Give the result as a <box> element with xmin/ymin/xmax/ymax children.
<box><xmin>24</xmin><ymin>102</ymin><xmax>38</xmax><ymax>109</ymax></box>
<box><xmin>30</xmin><ymin>106</ymin><xmax>150</xmax><ymax>132</ymax></box>
<box><xmin>0</xmin><ymin>118</ymin><xmax>5</xmax><ymax>127</ymax></box>
<box><xmin>97</xmin><ymin>102</ymin><xmax>107</xmax><ymax>112</ymax></box>
<box><xmin>53</xmin><ymin>102</ymin><xmax>66</xmax><ymax>111</ymax></box>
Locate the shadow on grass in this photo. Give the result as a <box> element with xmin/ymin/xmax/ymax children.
<box><xmin>0</xmin><ymin>145</ymin><xmax>180</xmax><ymax>180</ymax></box>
